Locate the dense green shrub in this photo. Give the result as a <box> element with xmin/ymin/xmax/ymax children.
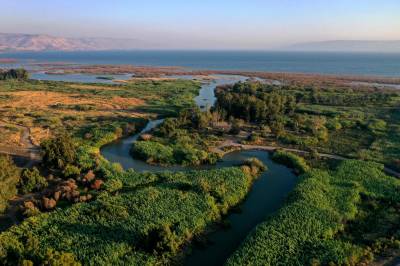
<box><xmin>41</xmin><ymin>132</ymin><xmax>77</xmax><ymax>170</ymax></box>
<box><xmin>132</xmin><ymin>140</ymin><xmax>220</xmax><ymax>166</ymax></box>
<box><xmin>19</xmin><ymin>167</ymin><xmax>48</xmax><ymax>194</ymax></box>
<box><xmin>272</xmin><ymin>150</ymin><xmax>310</xmax><ymax>174</ymax></box>
<box><xmin>326</xmin><ymin>118</ymin><xmax>342</xmax><ymax>131</ymax></box>
<box><xmin>367</xmin><ymin>119</ymin><xmax>387</xmax><ymax>132</ymax></box>
<box><xmin>62</xmin><ymin>164</ymin><xmax>81</xmax><ymax>178</ymax></box>
<box><xmin>131</xmin><ymin>141</ymin><xmax>174</xmax><ymax>165</ymax></box>
<box><xmin>104</xmin><ymin>178</ymin><xmax>123</xmax><ymax>193</ymax></box>
<box><xmin>0</xmin><ymin>155</ymin><xmax>20</xmax><ymax>212</ymax></box>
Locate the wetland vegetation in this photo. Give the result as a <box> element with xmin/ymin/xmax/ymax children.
<box><xmin>0</xmin><ymin>69</ymin><xmax>399</xmax><ymax>265</ymax></box>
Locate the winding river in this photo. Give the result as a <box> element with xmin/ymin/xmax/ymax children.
<box><xmin>100</xmin><ymin>75</ymin><xmax>297</xmax><ymax>265</ymax></box>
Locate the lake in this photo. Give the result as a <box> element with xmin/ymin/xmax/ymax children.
<box><xmin>1</xmin><ymin>50</ymin><xmax>400</xmax><ymax>76</ymax></box>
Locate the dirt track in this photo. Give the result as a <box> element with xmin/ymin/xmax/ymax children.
<box><xmin>0</xmin><ymin>119</ymin><xmax>41</xmax><ymax>167</ymax></box>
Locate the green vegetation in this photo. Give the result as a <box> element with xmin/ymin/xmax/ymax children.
<box><xmin>131</xmin><ymin>108</ymin><xmax>221</xmax><ymax>166</ymax></box>
<box><xmin>0</xmin><ymin>78</ymin><xmax>199</xmax><ymax>117</ymax></box>
<box><xmin>0</xmin><ymin>76</ymin><xmax>202</xmax><ymax>225</ymax></box>
<box><xmin>1</xmin><ymin>74</ymin><xmax>399</xmax><ymax>266</ymax></box>
<box><xmin>227</xmin><ymin>160</ymin><xmax>400</xmax><ymax>265</ymax></box>
<box><xmin>0</xmin><ymin>69</ymin><xmax>29</xmax><ymax>80</ymax></box>
<box><xmin>41</xmin><ymin>132</ymin><xmax>77</xmax><ymax>170</ymax></box>
<box><xmin>215</xmin><ymin>81</ymin><xmax>296</xmax><ymax>123</ymax></box>
<box><xmin>19</xmin><ymin>167</ymin><xmax>48</xmax><ymax>194</ymax></box>
<box><xmin>0</xmin><ymin>77</ymin><xmax>200</xmax><ymax>152</ymax></box>
<box><xmin>132</xmin><ymin>141</ymin><xmax>175</xmax><ymax>164</ymax></box>
<box><xmin>0</xmin><ymin>155</ymin><xmax>20</xmax><ymax>213</ymax></box>
<box><xmin>215</xmin><ymin>81</ymin><xmax>400</xmax><ymax>171</ymax></box>
<box><xmin>272</xmin><ymin>150</ymin><xmax>310</xmax><ymax>174</ymax></box>
<box><xmin>0</xmin><ymin>159</ymin><xmax>265</xmax><ymax>265</ymax></box>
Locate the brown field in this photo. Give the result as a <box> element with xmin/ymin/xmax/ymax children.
<box><xmin>1</xmin><ymin>91</ymin><xmax>144</xmax><ymax>110</ymax></box>
<box><xmin>0</xmin><ymin>87</ymin><xmax>146</xmax><ymax>148</ymax></box>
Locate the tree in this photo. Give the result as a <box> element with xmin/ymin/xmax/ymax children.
<box><xmin>0</xmin><ymin>155</ymin><xmax>20</xmax><ymax>212</ymax></box>
<box><xmin>367</xmin><ymin>119</ymin><xmax>387</xmax><ymax>133</ymax></box>
<box><xmin>19</xmin><ymin>167</ymin><xmax>48</xmax><ymax>194</ymax></box>
<box><xmin>0</xmin><ymin>68</ymin><xmax>29</xmax><ymax>80</ymax></box>
<box><xmin>41</xmin><ymin>132</ymin><xmax>77</xmax><ymax>170</ymax></box>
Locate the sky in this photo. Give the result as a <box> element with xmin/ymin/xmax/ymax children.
<box><xmin>1</xmin><ymin>0</ymin><xmax>399</xmax><ymax>49</ymax></box>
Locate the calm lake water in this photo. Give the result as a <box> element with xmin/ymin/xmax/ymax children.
<box><xmin>31</xmin><ymin>72</ymin><xmax>132</xmax><ymax>84</ymax></box>
<box><xmin>1</xmin><ymin>50</ymin><xmax>400</xmax><ymax>76</ymax></box>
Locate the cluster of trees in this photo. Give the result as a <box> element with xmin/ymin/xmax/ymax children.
<box><xmin>306</xmin><ymin>90</ymin><xmax>394</xmax><ymax>106</ymax></box>
<box><xmin>132</xmin><ymin>108</ymin><xmax>221</xmax><ymax>166</ymax></box>
<box><xmin>0</xmin><ymin>131</ymin><xmax>79</xmax><ymax>214</ymax></box>
<box><xmin>215</xmin><ymin>81</ymin><xmax>296</xmax><ymax>123</ymax></box>
<box><xmin>0</xmin><ymin>156</ymin><xmax>49</xmax><ymax>214</ymax></box>
<box><xmin>0</xmin><ymin>156</ymin><xmax>20</xmax><ymax>213</ymax></box>
<box><xmin>0</xmin><ymin>69</ymin><xmax>29</xmax><ymax>80</ymax></box>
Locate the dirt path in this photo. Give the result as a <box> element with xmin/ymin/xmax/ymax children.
<box><xmin>215</xmin><ymin>139</ymin><xmax>400</xmax><ymax>178</ymax></box>
<box><xmin>0</xmin><ymin>119</ymin><xmax>41</xmax><ymax>167</ymax></box>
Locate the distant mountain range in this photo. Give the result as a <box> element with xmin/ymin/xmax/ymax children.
<box><xmin>0</xmin><ymin>33</ymin><xmax>154</xmax><ymax>52</ymax></box>
<box><xmin>1</xmin><ymin>33</ymin><xmax>399</xmax><ymax>53</ymax></box>
<box><xmin>286</xmin><ymin>40</ymin><xmax>400</xmax><ymax>53</ymax></box>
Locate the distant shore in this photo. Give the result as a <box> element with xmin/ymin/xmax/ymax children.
<box><xmin>22</xmin><ymin>62</ymin><xmax>400</xmax><ymax>91</ymax></box>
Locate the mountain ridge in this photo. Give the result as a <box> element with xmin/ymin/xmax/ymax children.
<box><xmin>285</xmin><ymin>40</ymin><xmax>400</xmax><ymax>53</ymax></box>
<box><xmin>1</xmin><ymin>33</ymin><xmax>400</xmax><ymax>52</ymax></box>
<box><xmin>0</xmin><ymin>33</ymin><xmax>155</xmax><ymax>52</ymax></box>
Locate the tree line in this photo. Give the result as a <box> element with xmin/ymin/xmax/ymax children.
<box><xmin>0</xmin><ymin>69</ymin><xmax>29</xmax><ymax>80</ymax></box>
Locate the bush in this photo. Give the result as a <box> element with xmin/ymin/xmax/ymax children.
<box><xmin>41</xmin><ymin>132</ymin><xmax>77</xmax><ymax>170</ymax></box>
<box><xmin>229</xmin><ymin>119</ymin><xmax>243</xmax><ymax>135</ymax></box>
<box><xmin>367</xmin><ymin>119</ymin><xmax>387</xmax><ymax>132</ymax></box>
<box><xmin>0</xmin><ymin>155</ymin><xmax>20</xmax><ymax>212</ymax></box>
<box><xmin>272</xmin><ymin>150</ymin><xmax>310</xmax><ymax>174</ymax></box>
<box><xmin>104</xmin><ymin>178</ymin><xmax>123</xmax><ymax>193</ymax></box>
<box><xmin>62</xmin><ymin>165</ymin><xmax>81</xmax><ymax>179</ymax></box>
<box><xmin>326</xmin><ymin>119</ymin><xmax>342</xmax><ymax>131</ymax></box>
<box><xmin>242</xmin><ymin>158</ymin><xmax>267</xmax><ymax>172</ymax></box>
<box><xmin>43</xmin><ymin>249</ymin><xmax>81</xmax><ymax>266</ymax></box>
<box><xmin>131</xmin><ymin>141</ymin><xmax>174</xmax><ymax>165</ymax></box>
<box><xmin>19</xmin><ymin>167</ymin><xmax>48</xmax><ymax>194</ymax></box>
<box><xmin>247</xmin><ymin>133</ymin><xmax>261</xmax><ymax>143</ymax></box>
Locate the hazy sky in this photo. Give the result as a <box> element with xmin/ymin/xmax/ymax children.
<box><xmin>1</xmin><ymin>0</ymin><xmax>399</xmax><ymax>49</ymax></box>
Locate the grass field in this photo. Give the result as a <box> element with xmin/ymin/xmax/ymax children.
<box><xmin>0</xmin><ymin>79</ymin><xmax>200</xmax><ymax>149</ymax></box>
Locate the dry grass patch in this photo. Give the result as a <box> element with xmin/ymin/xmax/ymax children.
<box><xmin>0</xmin><ymin>91</ymin><xmax>145</xmax><ymax>111</ymax></box>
